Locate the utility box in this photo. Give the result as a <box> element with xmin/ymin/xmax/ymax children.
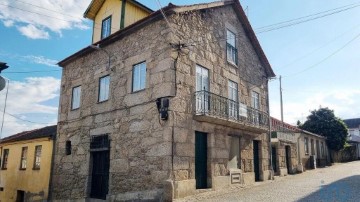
<box><xmin>310</xmin><ymin>155</ymin><xmax>317</xmax><ymax>169</ymax></box>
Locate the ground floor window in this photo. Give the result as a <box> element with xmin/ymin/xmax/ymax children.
<box><xmin>229</xmin><ymin>136</ymin><xmax>241</xmax><ymax>169</ymax></box>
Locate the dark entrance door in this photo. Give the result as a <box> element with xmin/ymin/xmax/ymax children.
<box><xmin>195</xmin><ymin>131</ymin><xmax>208</xmax><ymax>189</ymax></box>
<box><xmin>272</xmin><ymin>146</ymin><xmax>277</xmax><ymax>173</ymax></box>
<box><xmin>90</xmin><ymin>150</ymin><xmax>110</xmax><ymax>199</ymax></box>
<box><xmin>285</xmin><ymin>146</ymin><xmax>291</xmax><ymax>174</ymax></box>
<box><xmin>16</xmin><ymin>190</ymin><xmax>25</xmax><ymax>202</ymax></box>
<box><xmin>253</xmin><ymin>140</ymin><xmax>260</xmax><ymax>182</ymax></box>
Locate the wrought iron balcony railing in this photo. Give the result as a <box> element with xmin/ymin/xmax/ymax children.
<box><xmin>194</xmin><ymin>90</ymin><xmax>269</xmax><ymax>129</ymax></box>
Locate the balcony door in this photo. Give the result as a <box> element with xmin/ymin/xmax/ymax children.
<box><xmin>196</xmin><ymin>65</ymin><xmax>209</xmax><ymax>113</ymax></box>
<box><xmin>228</xmin><ymin>80</ymin><xmax>238</xmax><ymax>120</ymax></box>
<box><xmin>251</xmin><ymin>91</ymin><xmax>260</xmax><ymax>124</ymax></box>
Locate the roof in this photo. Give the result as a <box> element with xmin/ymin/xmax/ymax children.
<box><xmin>343</xmin><ymin>118</ymin><xmax>360</xmax><ymax>129</ymax></box>
<box><xmin>270</xmin><ymin>117</ymin><xmax>326</xmax><ymax>139</ymax></box>
<box><xmin>0</xmin><ymin>125</ymin><xmax>57</xmax><ymax>144</ymax></box>
<box><xmin>59</xmin><ymin>0</ymin><xmax>276</xmax><ymax>78</ymax></box>
<box><xmin>271</xmin><ymin>117</ymin><xmax>301</xmax><ymax>132</ymax></box>
<box><xmin>84</xmin><ymin>0</ymin><xmax>153</xmax><ymax>20</ymax></box>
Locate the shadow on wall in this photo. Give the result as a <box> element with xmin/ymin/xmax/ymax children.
<box><xmin>298</xmin><ymin>175</ymin><xmax>360</xmax><ymax>202</ymax></box>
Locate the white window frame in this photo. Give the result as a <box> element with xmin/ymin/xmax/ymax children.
<box><xmin>226</xmin><ymin>29</ymin><xmax>237</xmax><ymax>65</ymax></box>
<box><xmin>132</xmin><ymin>62</ymin><xmax>147</xmax><ymax>92</ymax></box>
<box><xmin>98</xmin><ymin>75</ymin><xmax>110</xmax><ymax>102</ymax></box>
<box><xmin>71</xmin><ymin>86</ymin><xmax>81</xmax><ymax>110</ymax></box>
<box><xmin>195</xmin><ymin>65</ymin><xmax>210</xmax><ymax>113</ymax></box>
<box><xmin>228</xmin><ymin>80</ymin><xmax>238</xmax><ymax>119</ymax></box>
<box><xmin>101</xmin><ymin>15</ymin><xmax>112</xmax><ymax>39</ymax></box>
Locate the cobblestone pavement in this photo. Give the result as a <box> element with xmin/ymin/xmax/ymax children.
<box><xmin>175</xmin><ymin>161</ymin><xmax>360</xmax><ymax>202</ymax></box>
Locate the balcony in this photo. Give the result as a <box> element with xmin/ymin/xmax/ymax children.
<box><xmin>193</xmin><ymin>90</ymin><xmax>269</xmax><ymax>133</ymax></box>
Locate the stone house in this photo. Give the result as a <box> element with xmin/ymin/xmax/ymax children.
<box><xmin>271</xmin><ymin>117</ymin><xmax>299</xmax><ymax>176</ymax></box>
<box><xmin>51</xmin><ymin>0</ymin><xmax>276</xmax><ymax>201</ymax></box>
<box><xmin>271</xmin><ymin>117</ymin><xmax>329</xmax><ymax>175</ymax></box>
<box><xmin>0</xmin><ymin>125</ymin><xmax>57</xmax><ymax>201</ymax></box>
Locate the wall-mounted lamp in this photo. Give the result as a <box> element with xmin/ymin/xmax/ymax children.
<box><xmin>90</xmin><ymin>44</ymin><xmax>111</xmax><ymax>71</ymax></box>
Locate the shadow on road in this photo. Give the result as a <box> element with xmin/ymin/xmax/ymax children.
<box><xmin>297</xmin><ymin>175</ymin><xmax>360</xmax><ymax>202</ymax></box>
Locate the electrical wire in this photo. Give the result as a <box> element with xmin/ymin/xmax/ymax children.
<box><xmin>2</xmin><ymin>110</ymin><xmax>53</xmax><ymax>125</ymax></box>
<box><xmin>255</xmin><ymin>2</ymin><xmax>360</xmax><ymax>31</ymax></box>
<box><xmin>155</xmin><ymin>0</ymin><xmax>175</xmax><ymax>34</ymax></box>
<box><xmin>283</xmin><ymin>31</ymin><xmax>360</xmax><ymax>78</ymax></box>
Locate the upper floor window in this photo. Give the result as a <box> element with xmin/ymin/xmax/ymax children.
<box><xmin>228</xmin><ymin>80</ymin><xmax>238</xmax><ymax>119</ymax></box>
<box><xmin>251</xmin><ymin>91</ymin><xmax>260</xmax><ymax>110</ymax></box>
<box><xmin>304</xmin><ymin>137</ymin><xmax>309</xmax><ymax>155</ymax></box>
<box><xmin>20</xmin><ymin>147</ymin><xmax>28</xmax><ymax>170</ymax></box>
<box><xmin>71</xmin><ymin>86</ymin><xmax>81</xmax><ymax>110</ymax></box>
<box><xmin>349</xmin><ymin>130</ymin><xmax>354</xmax><ymax>136</ymax></box>
<box><xmin>1</xmin><ymin>149</ymin><xmax>9</xmax><ymax>169</ymax></box>
<box><xmin>226</xmin><ymin>29</ymin><xmax>238</xmax><ymax>65</ymax></box>
<box><xmin>132</xmin><ymin>62</ymin><xmax>146</xmax><ymax>92</ymax></box>
<box><xmin>99</xmin><ymin>75</ymin><xmax>110</xmax><ymax>102</ymax></box>
<box><xmin>101</xmin><ymin>16</ymin><xmax>112</xmax><ymax>39</ymax></box>
<box><xmin>33</xmin><ymin>145</ymin><xmax>42</xmax><ymax>170</ymax></box>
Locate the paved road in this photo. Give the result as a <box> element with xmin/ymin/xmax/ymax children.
<box><xmin>176</xmin><ymin>161</ymin><xmax>360</xmax><ymax>202</ymax></box>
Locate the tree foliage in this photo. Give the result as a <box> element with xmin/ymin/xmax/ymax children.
<box><xmin>299</xmin><ymin>107</ymin><xmax>348</xmax><ymax>151</ymax></box>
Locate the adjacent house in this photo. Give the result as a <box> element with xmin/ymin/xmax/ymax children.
<box><xmin>51</xmin><ymin>0</ymin><xmax>276</xmax><ymax>201</ymax></box>
<box><xmin>271</xmin><ymin>117</ymin><xmax>300</xmax><ymax>176</ymax></box>
<box><xmin>271</xmin><ymin>117</ymin><xmax>329</xmax><ymax>175</ymax></box>
<box><xmin>343</xmin><ymin>118</ymin><xmax>360</xmax><ymax>159</ymax></box>
<box><xmin>0</xmin><ymin>125</ymin><xmax>57</xmax><ymax>202</ymax></box>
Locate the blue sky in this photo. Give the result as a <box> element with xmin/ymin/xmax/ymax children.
<box><xmin>0</xmin><ymin>0</ymin><xmax>359</xmax><ymax>137</ymax></box>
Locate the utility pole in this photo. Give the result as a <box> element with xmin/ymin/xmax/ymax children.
<box><xmin>280</xmin><ymin>76</ymin><xmax>284</xmax><ymax>126</ymax></box>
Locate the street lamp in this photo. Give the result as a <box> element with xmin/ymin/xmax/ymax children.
<box><xmin>90</xmin><ymin>44</ymin><xmax>111</xmax><ymax>70</ymax></box>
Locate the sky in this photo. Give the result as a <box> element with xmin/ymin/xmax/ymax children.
<box><xmin>0</xmin><ymin>0</ymin><xmax>359</xmax><ymax>137</ymax></box>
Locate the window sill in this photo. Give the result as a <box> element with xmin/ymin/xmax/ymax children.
<box><xmin>98</xmin><ymin>99</ymin><xmax>109</xmax><ymax>104</ymax></box>
<box><xmin>132</xmin><ymin>89</ymin><xmax>145</xmax><ymax>94</ymax></box>
<box><xmin>70</xmin><ymin>107</ymin><xmax>80</xmax><ymax>111</ymax></box>
<box><xmin>227</xmin><ymin>60</ymin><xmax>238</xmax><ymax>68</ymax></box>
<box><xmin>33</xmin><ymin>167</ymin><xmax>40</xmax><ymax>170</ymax></box>
<box><xmin>19</xmin><ymin>168</ymin><xmax>26</xmax><ymax>171</ymax></box>
<box><xmin>1</xmin><ymin>168</ymin><xmax>7</xmax><ymax>170</ymax></box>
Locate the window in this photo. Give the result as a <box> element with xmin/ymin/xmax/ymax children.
<box><xmin>228</xmin><ymin>80</ymin><xmax>238</xmax><ymax>119</ymax></box>
<box><xmin>71</xmin><ymin>86</ymin><xmax>81</xmax><ymax>110</ymax></box>
<box><xmin>251</xmin><ymin>91</ymin><xmax>260</xmax><ymax>124</ymax></box>
<box><xmin>304</xmin><ymin>137</ymin><xmax>309</xmax><ymax>155</ymax></box>
<box><xmin>33</xmin><ymin>145</ymin><xmax>42</xmax><ymax>169</ymax></box>
<box><xmin>229</xmin><ymin>136</ymin><xmax>241</xmax><ymax>169</ymax></box>
<box><xmin>101</xmin><ymin>16</ymin><xmax>112</xmax><ymax>39</ymax></box>
<box><xmin>132</xmin><ymin>62</ymin><xmax>146</xmax><ymax>92</ymax></box>
<box><xmin>20</xmin><ymin>147</ymin><xmax>28</xmax><ymax>170</ymax></box>
<box><xmin>226</xmin><ymin>29</ymin><xmax>238</xmax><ymax>65</ymax></box>
<box><xmin>1</xmin><ymin>149</ymin><xmax>9</xmax><ymax>169</ymax></box>
<box><xmin>195</xmin><ymin>65</ymin><xmax>209</xmax><ymax>113</ymax></box>
<box><xmin>349</xmin><ymin>130</ymin><xmax>354</xmax><ymax>136</ymax></box>
<box><xmin>321</xmin><ymin>142</ymin><xmax>325</xmax><ymax>158</ymax></box>
<box><xmin>311</xmin><ymin>139</ymin><xmax>315</xmax><ymax>155</ymax></box>
<box><xmin>98</xmin><ymin>75</ymin><xmax>110</xmax><ymax>102</ymax></box>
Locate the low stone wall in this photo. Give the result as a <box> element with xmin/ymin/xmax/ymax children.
<box><xmin>331</xmin><ymin>146</ymin><xmax>358</xmax><ymax>163</ymax></box>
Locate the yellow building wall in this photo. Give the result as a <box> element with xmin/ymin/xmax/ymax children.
<box><xmin>0</xmin><ymin>138</ymin><xmax>53</xmax><ymax>202</ymax></box>
<box><xmin>92</xmin><ymin>0</ymin><xmax>150</xmax><ymax>43</ymax></box>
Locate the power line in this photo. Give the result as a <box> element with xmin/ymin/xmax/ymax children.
<box><xmin>255</xmin><ymin>2</ymin><xmax>360</xmax><ymax>30</ymax></box>
<box><xmin>283</xmin><ymin>31</ymin><xmax>360</xmax><ymax>78</ymax></box>
<box><xmin>277</xmin><ymin>23</ymin><xmax>360</xmax><ymax>70</ymax></box>
<box><xmin>155</xmin><ymin>0</ymin><xmax>175</xmax><ymax>34</ymax></box>
<box><xmin>256</xmin><ymin>4</ymin><xmax>360</xmax><ymax>34</ymax></box>
<box><xmin>3</xmin><ymin>111</ymin><xmax>53</xmax><ymax>125</ymax></box>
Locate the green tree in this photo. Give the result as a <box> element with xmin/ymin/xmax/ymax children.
<box><xmin>300</xmin><ymin>107</ymin><xmax>348</xmax><ymax>151</ymax></box>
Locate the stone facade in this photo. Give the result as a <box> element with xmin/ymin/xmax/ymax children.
<box><xmin>51</xmin><ymin>1</ymin><xmax>274</xmax><ymax>201</ymax></box>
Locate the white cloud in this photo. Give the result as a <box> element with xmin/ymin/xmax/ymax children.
<box><xmin>23</xmin><ymin>55</ymin><xmax>59</xmax><ymax>67</ymax></box>
<box><xmin>0</xmin><ymin>77</ymin><xmax>60</xmax><ymax>138</ymax></box>
<box><xmin>0</xmin><ymin>0</ymin><xmax>91</xmax><ymax>39</ymax></box>
<box><xmin>270</xmin><ymin>89</ymin><xmax>360</xmax><ymax>125</ymax></box>
<box><xmin>17</xmin><ymin>24</ymin><xmax>50</xmax><ymax>39</ymax></box>
<box><xmin>3</xmin><ymin>20</ymin><xmax>13</xmax><ymax>27</ymax></box>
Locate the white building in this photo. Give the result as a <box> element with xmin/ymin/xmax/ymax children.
<box><xmin>343</xmin><ymin>118</ymin><xmax>360</xmax><ymax>159</ymax></box>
